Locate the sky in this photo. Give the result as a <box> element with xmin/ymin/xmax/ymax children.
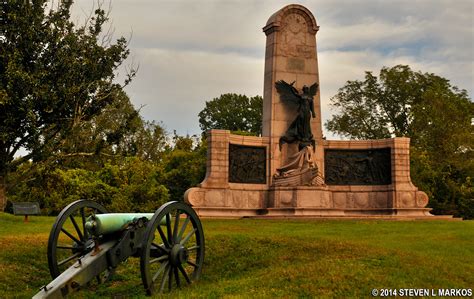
<box><xmin>72</xmin><ymin>0</ymin><xmax>474</xmax><ymax>139</ymax></box>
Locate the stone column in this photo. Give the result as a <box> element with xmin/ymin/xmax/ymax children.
<box><xmin>199</xmin><ymin>130</ymin><xmax>230</xmax><ymax>189</ymax></box>
<box><xmin>391</xmin><ymin>137</ymin><xmax>429</xmax><ymax>210</ymax></box>
<box><xmin>262</xmin><ymin>4</ymin><xmax>323</xmax><ymax>181</ymax></box>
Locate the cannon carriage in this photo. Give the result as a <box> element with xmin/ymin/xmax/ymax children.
<box><xmin>34</xmin><ymin>200</ymin><xmax>205</xmax><ymax>298</ymax></box>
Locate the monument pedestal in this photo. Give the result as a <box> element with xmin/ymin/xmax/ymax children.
<box><xmin>267</xmin><ymin>185</ymin><xmax>434</xmax><ymax>218</ymax></box>
<box><xmin>269</xmin><ymin>186</ymin><xmax>331</xmax><ymax>208</ymax></box>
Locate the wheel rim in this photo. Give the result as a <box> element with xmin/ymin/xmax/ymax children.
<box><xmin>47</xmin><ymin>200</ymin><xmax>108</xmax><ymax>278</ymax></box>
<box><xmin>140</xmin><ymin>201</ymin><xmax>205</xmax><ymax>294</ymax></box>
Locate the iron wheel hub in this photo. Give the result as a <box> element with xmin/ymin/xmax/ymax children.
<box><xmin>170</xmin><ymin>244</ymin><xmax>188</xmax><ymax>266</ymax></box>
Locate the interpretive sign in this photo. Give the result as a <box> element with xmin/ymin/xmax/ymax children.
<box><xmin>12</xmin><ymin>202</ymin><xmax>40</xmax><ymax>215</ymax></box>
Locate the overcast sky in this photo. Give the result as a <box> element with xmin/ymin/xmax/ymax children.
<box><xmin>72</xmin><ymin>0</ymin><xmax>473</xmax><ymax>139</ymax></box>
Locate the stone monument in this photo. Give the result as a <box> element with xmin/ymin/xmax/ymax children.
<box><xmin>185</xmin><ymin>4</ymin><xmax>441</xmax><ymax>218</ymax></box>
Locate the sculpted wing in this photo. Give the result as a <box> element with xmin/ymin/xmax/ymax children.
<box><xmin>275</xmin><ymin>80</ymin><xmax>300</xmax><ymax>108</ymax></box>
<box><xmin>308</xmin><ymin>82</ymin><xmax>319</xmax><ymax>96</ymax></box>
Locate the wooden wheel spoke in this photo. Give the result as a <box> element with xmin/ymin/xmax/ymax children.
<box><xmin>152</xmin><ymin>261</ymin><xmax>169</xmax><ymax>282</ymax></box>
<box><xmin>61</xmin><ymin>228</ymin><xmax>81</xmax><ymax>244</ymax></box>
<box><xmin>174</xmin><ymin>266</ymin><xmax>180</xmax><ymax>287</ymax></box>
<box><xmin>177</xmin><ymin>216</ymin><xmax>190</xmax><ymax>241</ymax></box>
<box><xmin>168</xmin><ymin>265</ymin><xmax>173</xmax><ymax>291</ymax></box>
<box><xmin>69</xmin><ymin>215</ymin><xmax>84</xmax><ymax>241</ymax></box>
<box><xmin>178</xmin><ymin>264</ymin><xmax>191</xmax><ymax>284</ymax></box>
<box><xmin>159</xmin><ymin>265</ymin><xmax>171</xmax><ymax>293</ymax></box>
<box><xmin>173</xmin><ymin>210</ymin><xmax>180</xmax><ymax>243</ymax></box>
<box><xmin>187</xmin><ymin>260</ymin><xmax>198</xmax><ymax>268</ymax></box>
<box><xmin>152</xmin><ymin>242</ymin><xmax>169</xmax><ymax>254</ymax></box>
<box><xmin>180</xmin><ymin>228</ymin><xmax>197</xmax><ymax>246</ymax></box>
<box><xmin>56</xmin><ymin>245</ymin><xmax>75</xmax><ymax>250</ymax></box>
<box><xmin>157</xmin><ymin>225</ymin><xmax>170</xmax><ymax>248</ymax></box>
<box><xmin>166</xmin><ymin>214</ymin><xmax>172</xmax><ymax>246</ymax></box>
<box><xmin>149</xmin><ymin>255</ymin><xmax>168</xmax><ymax>264</ymax></box>
<box><xmin>80</xmin><ymin>208</ymin><xmax>88</xmax><ymax>240</ymax></box>
<box><xmin>187</xmin><ymin>245</ymin><xmax>199</xmax><ymax>251</ymax></box>
<box><xmin>58</xmin><ymin>252</ymin><xmax>81</xmax><ymax>266</ymax></box>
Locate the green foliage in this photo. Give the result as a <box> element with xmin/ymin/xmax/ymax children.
<box><xmin>230</xmin><ymin>130</ymin><xmax>261</xmax><ymax>136</ymax></box>
<box><xmin>55</xmin><ymin>93</ymin><xmax>170</xmax><ymax>171</ymax></box>
<box><xmin>99</xmin><ymin>158</ymin><xmax>169</xmax><ymax>212</ymax></box>
<box><xmin>162</xmin><ymin>134</ymin><xmax>207</xmax><ymax>201</ymax></box>
<box><xmin>52</xmin><ymin>90</ymin><xmax>144</xmax><ymax>169</ymax></box>
<box><xmin>198</xmin><ymin>93</ymin><xmax>263</xmax><ymax>135</ymax></box>
<box><xmin>7</xmin><ymin>158</ymin><xmax>170</xmax><ymax>214</ymax></box>
<box><xmin>0</xmin><ymin>0</ymin><xmax>135</xmax><ymax>175</ymax></box>
<box><xmin>326</xmin><ymin>65</ymin><xmax>474</xmax><ymax>218</ymax></box>
<box><xmin>131</xmin><ymin>120</ymin><xmax>168</xmax><ymax>162</ymax></box>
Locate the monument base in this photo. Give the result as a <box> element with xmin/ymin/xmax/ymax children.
<box><xmin>190</xmin><ymin>207</ymin><xmax>266</xmax><ymax>218</ymax></box>
<box><xmin>187</xmin><ymin>185</ymin><xmax>444</xmax><ymax>219</ymax></box>
<box><xmin>265</xmin><ymin>207</ymin><xmax>434</xmax><ymax>217</ymax></box>
<box><xmin>190</xmin><ymin>207</ymin><xmax>457</xmax><ymax>220</ymax></box>
<box><xmin>268</xmin><ymin>184</ymin><xmax>434</xmax><ymax>214</ymax></box>
<box><xmin>259</xmin><ymin>209</ymin><xmax>457</xmax><ymax>220</ymax></box>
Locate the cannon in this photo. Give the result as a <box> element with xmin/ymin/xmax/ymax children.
<box><xmin>33</xmin><ymin>200</ymin><xmax>204</xmax><ymax>298</ymax></box>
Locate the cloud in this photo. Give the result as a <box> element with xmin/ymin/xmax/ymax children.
<box><xmin>124</xmin><ymin>47</ymin><xmax>263</xmax><ymax>135</ymax></box>
<box><xmin>318</xmin><ymin>46</ymin><xmax>473</xmax><ymax>139</ymax></box>
<box><xmin>69</xmin><ymin>0</ymin><xmax>473</xmax><ymax>138</ymax></box>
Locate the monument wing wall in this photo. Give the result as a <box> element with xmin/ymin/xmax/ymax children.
<box><xmin>185</xmin><ymin>130</ymin><xmax>431</xmax><ymax>218</ymax></box>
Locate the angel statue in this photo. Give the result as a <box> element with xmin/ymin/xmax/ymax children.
<box><xmin>275</xmin><ymin>80</ymin><xmax>318</xmax><ymax>150</ymax></box>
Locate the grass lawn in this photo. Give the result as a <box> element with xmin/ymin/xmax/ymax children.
<box><xmin>0</xmin><ymin>212</ymin><xmax>473</xmax><ymax>298</ymax></box>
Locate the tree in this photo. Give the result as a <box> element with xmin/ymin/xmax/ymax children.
<box><xmin>326</xmin><ymin>65</ymin><xmax>474</xmax><ymax>218</ymax></box>
<box><xmin>58</xmin><ymin>92</ymin><xmax>169</xmax><ymax>167</ymax></box>
<box><xmin>52</xmin><ymin>90</ymin><xmax>142</xmax><ymax>168</ymax></box>
<box><xmin>161</xmin><ymin>133</ymin><xmax>206</xmax><ymax>201</ymax></box>
<box><xmin>0</xmin><ymin>1</ymin><xmax>135</xmax><ymax>208</ymax></box>
<box><xmin>198</xmin><ymin>93</ymin><xmax>263</xmax><ymax>135</ymax></box>
<box><xmin>129</xmin><ymin>120</ymin><xmax>168</xmax><ymax>162</ymax></box>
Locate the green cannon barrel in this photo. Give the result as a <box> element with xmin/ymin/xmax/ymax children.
<box><xmin>85</xmin><ymin>213</ymin><xmax>167</xmax><ymax>236</ymax></box>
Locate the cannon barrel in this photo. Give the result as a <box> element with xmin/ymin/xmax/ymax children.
<box><xmin>86</xmin><ymin>213</ymin><xmax>167</xmax><ymax>236</ymax></box>
<box><xmin>85</xmin><ymin>213</ymin><xmax>153</xmax><ymax>236</ymax></box>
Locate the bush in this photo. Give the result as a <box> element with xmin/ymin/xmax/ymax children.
<box><xmin>162</xmin><ymin>141</ymin><xmax>206</xmax><ymax>201</ymax></box>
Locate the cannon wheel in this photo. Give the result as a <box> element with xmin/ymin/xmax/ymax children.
<box><xmin>47</xmin><ymin>199</ymin><xmax>108</xmax><ymax>278</ymax></box>
<box><xmin>140</xmin><ymin>201</ymin><xmax>205</xmax><ymax>295</ymax></box>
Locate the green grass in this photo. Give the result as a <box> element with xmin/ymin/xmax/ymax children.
<box><xmin>0</xmin><ymin>213</ymin><xmax>473</xmax><ymax>298</ymax></box>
